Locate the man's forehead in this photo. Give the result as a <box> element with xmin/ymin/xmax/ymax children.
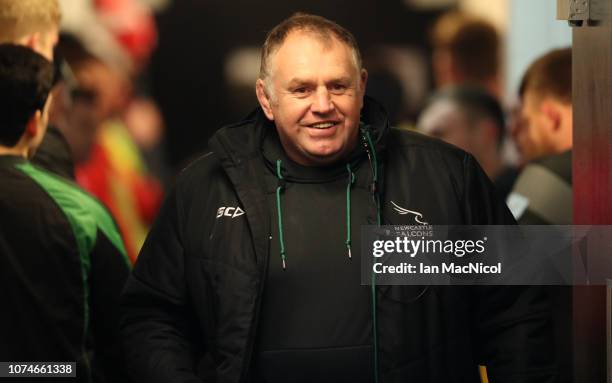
<box><xmin>520</xmin><ymin>90</ymin><xmax>544</xmax><ymax>113</ymax></box>
<box><xmin>276</xmin><ymin>29</ymin><xmax>338</xmax><ymax>51</ymax></box>
<box><xmin>267</xmin><ymin>30</ymin><xmax>357</xmax><ymax>73</ymax></box>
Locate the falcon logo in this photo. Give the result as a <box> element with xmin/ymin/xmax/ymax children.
<box><xmin>390</xmin><ymin>201</ymin><xmax>428</xmax><ymax>224</ymax></box>
<box><xmin>216</xmin><ymin>206</ymin><xmax>245</xmax><ymax>219</ymax></box>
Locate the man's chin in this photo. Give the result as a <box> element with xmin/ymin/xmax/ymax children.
<box><xmin>301</xmin><ymin>148</ymin><xmax>347</xmax><ymax>166</ymax></box>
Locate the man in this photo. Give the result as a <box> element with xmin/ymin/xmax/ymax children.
<box><xmin>0</xmin><ymin>45</ymin><xmax>129</xmax><ymax>382</ymax></box>
<box><xmin>0</xmin><ymin>0</ymin><xmax>75</xmax><ymax>178</ymax></box>
<box><xmin>507</xmin><ymin>48</ymin><xmax>573</xmax><ymax>383</ymax></box>
<box><xmin>508</xmin><ymin>48</ymin><xmax>572</xmax><ymax>224</ymax></box>
<box><xmin>418</xmin><ymin>86</ymin><xmax>518</xmax><ymax>198</ymax></box>
<box><xmin>122</xmin><ymin>13</ymin><xmax>556</xmax><ymax>382</ymax></box>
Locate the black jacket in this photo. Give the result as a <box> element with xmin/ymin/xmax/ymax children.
<box><xmin>0</xmin><ymin>155</ymin><xmax>130</xmax><ymax>383</ymax></box>
<box><xmin>32</xmin><ymin>124</ymin><xmax>76</xmax><ymax>180</ymax></box>
<box><xmin>121</xmin><ymin>98</ymin><xmax>557</xmax><ymax>383</ymax></box>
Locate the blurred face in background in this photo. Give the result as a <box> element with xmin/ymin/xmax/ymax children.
<box><xmin>59</xmin><ymin>59</ymin><xmax>129</xmax><ymax>163</ymax></box>
<box><xmin>513</xmin><ymin>90</ymin><xmax>556</xmax><ymax>163</ymax></box>
<box><xmin>64</xmin><ymin>87</ymin><xmax>101</xmax><ymax>163</ymax></box>
<box><xmin>419</xmin><ymin>97</ymin><xmax>502</xmax><ymax>179</ymax></box>
<box><xmin>75</xmin><ymin>59</ymin><xmax>130</xmax><ymax>120</ymax></box>
<box><xmin>256</xmin><ymin>31</ymin><xmax>367</xmax><ymax>166</ymax></box>
<box><xmin>418</xmin><ymin>99</ymin><xmax>471</xmax><ymax>150</ymax></box>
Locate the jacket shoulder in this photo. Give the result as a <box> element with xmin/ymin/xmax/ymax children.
<box><xmin>20</xmin><ymin>163</ymin><xmax>126</xmax><ymax>255</ymax></box>
<box><xmin>175</xmin><ymin>151</ymin><xmax>224</xmax><ymax>192</ymax></box>
<box><xmin>389</xmin><ymin>127</ymin><xmax>464</xmax><ymax>151</ymax></box>
<box><xmin>387</xmin><ymin>127</ymin><xmax>469</xmax><ymax>164</ymax></box>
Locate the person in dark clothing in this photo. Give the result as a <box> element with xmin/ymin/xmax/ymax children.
<box><xmin>121</xmin><ymin>13</ymin><xmax>557</xmax><ymax>383</ymax></box>
<box><xmin>418</xmin><ymin>85</ymin><xmax>518</xmax><ymax>199</ymax></box>
<box><xmin>0</xmin><ymin>44</ymin><xmax>130</xmax><ymax>382</ymax></box>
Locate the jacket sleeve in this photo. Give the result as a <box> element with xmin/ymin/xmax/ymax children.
<box><xmin>120</xmin><ymin>184</ymin><xmax>204</xmax><ymax>383</ymax></box>
<box><xmin>89</xmin><ymin>230</ymin><xmax>131</xmax><ymax>383</ymax></box>
<box><xmin>462</xmin><ymin>154</ymin><xmax>558</xmax><ymax>382</ymax></box>
<box><xmin>461</xmin><ymin>153</ymin><xmax>516</xmax><ymax>225</ymax></box>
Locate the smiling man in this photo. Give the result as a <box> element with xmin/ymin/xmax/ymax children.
<box><xmin>122</xmin><ymin>13</ymin><xmax>557</xmax><ymax>383</ymax></box>
<box><xmin>255</xmin><ymin>26</ymin><xmax>367</xmax><ymax>166</ymax></box>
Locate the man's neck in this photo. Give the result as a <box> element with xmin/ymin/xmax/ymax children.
<box><xmin>0</xmin><ymin>145</ymin><xmax>28</xmax><ymax>158</ymax></box>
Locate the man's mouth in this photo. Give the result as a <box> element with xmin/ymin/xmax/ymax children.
<box><xmin>308</xmin><ymin>121</ymin><xmax>339</xmax><ymax>129</ymax></box>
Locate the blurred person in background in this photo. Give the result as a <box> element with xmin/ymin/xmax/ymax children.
<box><xmin>0</xmin><ymin>0</ymin><xmax>77</xmax><ymax>178</ymax></box>
<box><xmin>64</xmin><ymin>31</ymin><xmax>163</xmax><ymax>263</ymax></box>
<box><xmin>50</xmin><ymin>34</ymin><xmax>107</xmax><ymax>166</ymax></box>
<box><xmin>0</xmin><ymin>0</ymin><xmax>161</xmax><ymax>263</ymax></box>
<box><xmin>507</xmin><ymin>48</ymin><xmax>572</xmax><ymax>225</ymax></box>
<box><xmin>56</xmin><ymin>0</ymin><xmax>165</xmax><ymax>262</ymax></box>
<box><xmin>430</xmin><ymin>11</ymin><xmax>501</xmax><ymax>99</ymax></box>
<box><xmin>59</xmin><ymin>0</ymin><xmax>166</xmax><ymax>178</ymax></box>
<box><xmin>0</xmin><ymin>44</ymin><xmax>129</xmax><ymax>383</ymax></box>
<box><xmin>506</xmin><ymin>47</ymin><xmax>573</xmax><ymax>383</ymax></box>
<box><xmin>418</xmin><ymin>86</ymin><xmax>518</xmax><ymax>199</ymax></box>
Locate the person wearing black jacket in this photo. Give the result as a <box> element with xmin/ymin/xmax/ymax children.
<box><xmin>121</xmin><ymin>13</ymin><xmax>557</xmax><ymax>383</ymax></box>
<box><xmin>0</xmin><ymin>45</ymin><xmax>130</xmax><ymax>382</ymax></box>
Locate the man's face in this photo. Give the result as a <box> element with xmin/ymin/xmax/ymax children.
<box><xmin>257</xmin><ymin>31</ymin><xmax>367</xmax><ymax>166</ymax></box>
<box><xmin>512</xmin><ymin>90</ymin><xmax>554</xmax><ymax>163</ymax></box>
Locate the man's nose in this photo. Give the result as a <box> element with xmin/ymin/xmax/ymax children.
<box><xmin>311</xmin><ymin>87</ymin><xmax>334</xmax><ymax>114</ymax></box>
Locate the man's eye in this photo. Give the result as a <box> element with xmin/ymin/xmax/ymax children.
<box><xmin>330</xmin><ymin>83</ymin><xmax>347</xmax><ymax>93</ymax></box>
<box><xmin>292</xmin><ymin>87</ymin><xmax>309</xmax><ymax>95</ymax></box>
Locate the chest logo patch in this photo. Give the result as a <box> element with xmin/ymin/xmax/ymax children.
<box><xmin>216</xmin><ymin>206</ymin><xmax>245</xmax><ymax>219</ymax></box>
<box><xmin>390</xmin><ymin>201</ymin><xmax>428</xmax><ymax>224</ymax></box>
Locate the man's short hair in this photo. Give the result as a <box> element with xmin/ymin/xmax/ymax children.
<box><xmin>431</xmin><ymin>12</ymin><xmax>500</xmax><ymax>82</ymax></box>
<box><xmin>259</xmin><ymin>12</ymin><xmax>362</xmax><ymax>80</ymax></box>
<box><xmin>429</xmin><ymin>86</ymin><xmax>506</xmax><ymax>147</ymax></box>
<box><xmin>0</xmin><ymin>43</ymin><xmax>54</xmax><ymax>146</ymax></box>
<box><xmin>519</xmin><ymin>47</ymin><xmax>572</xmax><ymax>104</ymax></box>
<box><xmin>0</xmin><ymin>0</ymin><xmax>60</xmax><ymax>42</ymax></box>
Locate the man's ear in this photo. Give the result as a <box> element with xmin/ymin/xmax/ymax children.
<box><xmin>24</xmin><ymin>111</ymin><xmax>41</xmax><ymax>138</ymax></box>
<box><xmin>21</xmin><ymin>32</ymin><xmax>41</xmax><ymax>52</ymax></box>
<box><xmin>540</xmin><ymin>99</ymin><xmax>562</xmax><ymax>132</ymax></box>
<box><xmin>359</xmin><ymin>68</ymin><xmax>368</xmax><ymax>95</ymax></box>
<box><xmin>255</xmin><ymin>79</ymin><xmax>274</xmax><ymax>121</ymax></box>
<box><xmin>358</xmin><ymin>68</ymin><xmax>368</xmax><ymax>109</ymax></box>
